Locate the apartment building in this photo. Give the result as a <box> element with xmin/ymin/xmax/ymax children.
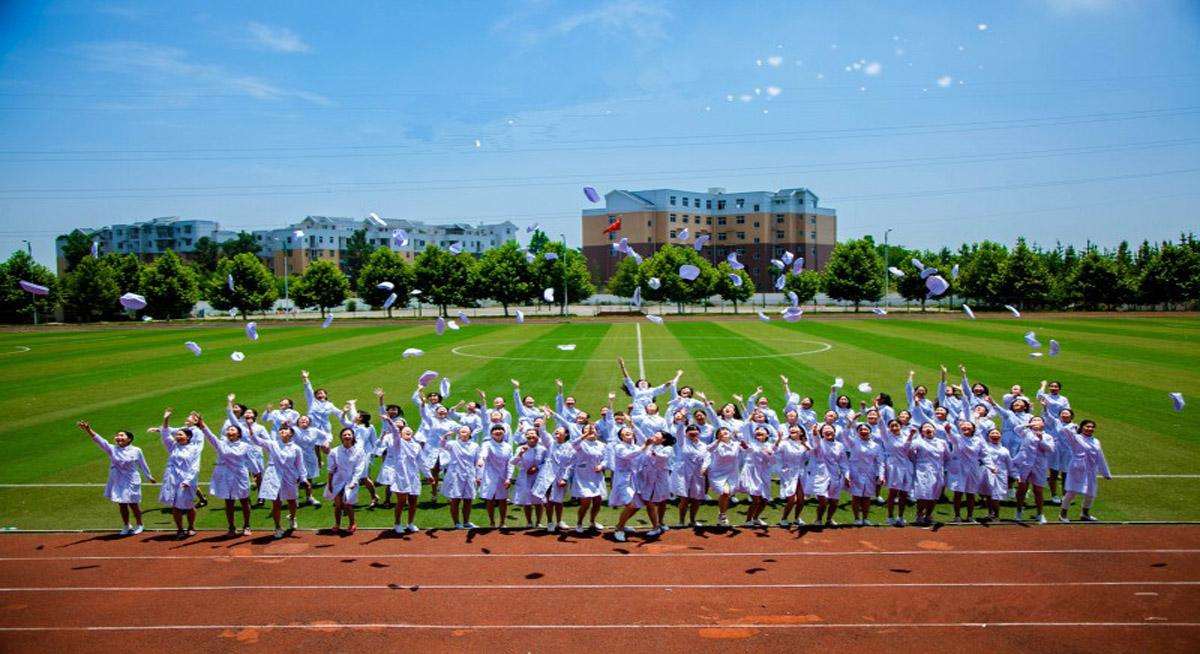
<box><xmin>580</xmin><ymin>187</ymin><xmax>837</xmax><ymax>287</ymax></box>
<box><xmin>54</xmin><ymin>217</ymin><xmax>234</xmax><ymax>274</ymax></box>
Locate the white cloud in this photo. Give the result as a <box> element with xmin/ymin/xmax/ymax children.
<box><xmin>245</xmin><ymin>22</ymin><xmax>311</xmax><ymax>53</ymax></box>
<box><xmin>936</xmin><ymin>75</ymin><xmax>953</xmax><ymax>87</ymax></box>
<box><xmin>76</xmin><ymin>41</ymin><xmax>329</xmax><ymax>105</ymax></box>
<box><xmin>863</xmin><ymin>61</ymin><xmax>882</xmax><ymax>76</ymax></box>
<box><xmin>765</xmin><ymin>86</ymin><xmax>781</xmax><ymax>97</ymax></box>
<box><xmin>497</xmin><ymin>0</ymin><xmax>671</xmax><ymax>45</ymax></box>
<box><xmin>766</xmin><ymin>55</ymin><xmax>783</xmax><ymax>67</ymax></box>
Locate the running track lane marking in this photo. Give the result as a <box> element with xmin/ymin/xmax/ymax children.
<box><xmin>0</xmin><ymin>622</ymin><xmax>1197</xmax><ymax>633</ymax></box>
<box><xmin>635</xmin><ymin>322</ymin><xmax>645</xmax><ymax>379</ymax></box>
<box><xmin>2</xmin><ymin>581</ymin><xmax>1197</xmax><ymax>592</ymax></box>
<box><xmin>3</xmin><ymin>474</ymin><xmax>1195</xmax><ymax>487</ymax></box>
<box><xmin>1</xmin><ymin>548</ymin><xmax>1197</xmax><ymax>562</ymax></box>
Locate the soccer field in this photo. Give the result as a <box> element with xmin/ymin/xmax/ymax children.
<box><xmin>1</xmin><ymin>313</ymin><xmax>1196</xmax><ymax>530</ymax></box>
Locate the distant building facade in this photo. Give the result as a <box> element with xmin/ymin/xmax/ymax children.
<box><xmin>581</xmin><ymin>187</ymin><xmax>837</xmax><ymax>288</ymax></box>
<box><xmin>57</xmin><ymin>215</ymin><xmax>519</xmax><ymax>277</ymax></box>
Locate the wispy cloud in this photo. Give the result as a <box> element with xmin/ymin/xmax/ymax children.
<box><xmin>495</xmin><ymin>0</ymin><xmax>671</xmax><ymax>45</ymax></box>
<box><xmin>76</xmin><ymin>41</ymin><xmax>330</xmax><ymax>105</ymax></box>
<box><xmin>244</xmin><ymin>22</ymin><xmax>311</xmax><ymax>54</ymax></box>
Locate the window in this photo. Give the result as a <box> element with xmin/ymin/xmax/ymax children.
<box><xmin>775</xmin><ymin>230</ymin><xmax>785</xmax><ymax>239</ymax></box>
<box><xmin>717</xmin><ymin>233</ymin><xmax>727</xmax><ymax>241</ymax></box>
<box><xmin>717</xmin><ymin>200</ymin><xmax>726</xmax><ymax>210</ymax></box>
<box><xmin>669</xmin><ymin>214</ymin><xmax>677</xmax><ymax>222</ymax></box>
<box><xmin>669</xmin><ymin>230</ymin><xmax>676</xmax><ymax>238</ymax></box>
<box><xmin>736</xmin><ymin>231</ymin><xmax>746</xmax><ymax>239</ymax></box>
<box><xmin>809</xmin><ymin>217</ymin><xmax>817</xmax><ymax>225</ymax></box>
<box><xmin>682</xmin><ymin>216</ymin><xmax>688</xmax><ymax>224</ymax></box>
<box><xmin>753</xmin><ymin>221</ymin><xmax>760</xmax><ymax>228</ymax></box>
<box><xmin>736</xmin><ymin>198</ymin><xmax>744</xmax><ymax>208</ymax></box>
<box><xmin>705</xmin><ymin>200</ymin><xmax>712</xmax><ymax>209</ymax></box>
<box><xmin>706</xmin><ymin>217</ymin><xmax>712</xmax><ymax>225</ymax></box>
<box><xmin>775</xmin><ymin>215</ymin><xmax>784</xmax><ymax>224</ymax></box>
<box><xmin>810</xmin><ymin>231</ymin><xmax>817</xmax><ymax>239</ymax></box>
<box><xmin>753</xmin><ymin>204</ymin><xmax>760</xmax><ymax>211</ymax></box>
<box><xmin>736</xmin><ymin>216</ymin><xmax>745</xmax><ymax>224</ymax></box>
<box><xmin>669</xmin><ymin>196</ymin><xmax>677</xmax><ymax>205</ymax></box>
<box><xmin>717</xmin><ymin>217</ymin><xmax>727</xmax><ymax>225</ymax></box>
<box><xmin>754</xmin><ymin>238</ymin><xmax>761</xmax><ymax>243</ymax></box>
<box><xmin>608</xmin><ymin>215</ymin><xmax>617</xmax><ymax>225</ymax></box>
<box><xmin>681</xmin><ymin>198</ymin><xmax>688</xmax><ymax>207</ymax></box>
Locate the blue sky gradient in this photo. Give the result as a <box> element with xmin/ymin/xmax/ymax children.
<box><xmin>1</xmin><ymin>0</ymin><xmax>1198</xmax><ymax>267</ymax></box>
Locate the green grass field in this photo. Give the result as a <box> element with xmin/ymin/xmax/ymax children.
<box><xmin>1</xmin><ymin>313</ymin><xmax>1196</xmax><ymax>530</ymax></box>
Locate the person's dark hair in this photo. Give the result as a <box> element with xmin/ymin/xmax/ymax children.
<box><xmin>279</xmin><ymin>425</ymin><xmax>294</xmax><ymax>437</ymax></box>
<box><xmin>234</xmin><ymin>403</ymin><xmax>248</xmax><ymax>414</ymax></box>
<box><xmin>836</xmin><ymin>394</ymin><xmax>851</xmax><ymax>408</ymax></box>
<box><xmin>386</xmin><ymin>404</ymin><xmax>403</xmax><ymax>416</ymax></box>
<box><xmin>1061</xmin><ymin>408</ymin><xmax>1075</xmax><ymax>420</ymax></box>
<box><xmin>118</xmin><ymin>430</ymin><xmax>134</xmax><ymax>442</ymax></box>
<box><xmin>491</xmin><ymin>425</ymin><xmax>506</xmax><ymax>434</ymax></box>
<box><xmin>339</xmin><ymin>427</ymin><xmax>356</xmax><ymax>444</ymax></box>
<box><xmin>282</xmin><ymin>397</ymin><xmax>295</xmax><ymax>407</ymax></box>
<box><xmin>1011</xmin><ymin>398</ymin><xmax>1030</xmax><ymax>413</ymax></box>
<box><xmin>719</xmin><ymin>402</ymin><xmax>743</xmax><ymax>420</ymax></box>
<box><xmin>875</xmin><ymin>392</ymin><xmax>893</xmax><ymax>407</ymax></box>
<box><xmin>1079</xmin><ymin>419</ymin><xmax>1096</xmax><ymax>430</ymax></box>
<box><xmin>678</xmin><ymin>385</ymin><xmax>694</xmax><ymax>396</ymax></box>
<box><xmin>887</xmin><ymin>419</ymin><xmax>900</xmax><ymax>429</ymax></box>
<box><xmin>972</xmin><ymin>383</ymin><xmax>989</xmax><ymax>396</ymax></box>
<box><xmin>660</xmin><ymin>431</ymin><xmax>676</xmax><ymax>447</ymax></box>
<box><xmin>1049</xmin><ymin>380</ymin><xmax>1063</xmax><ymax>389</ymax></box>
<box><xmin>427</xmin><ymin>392</ymin><xmax>443</xmax><ymax>404</ymax></box>
<box><xmin>358</xmin><ymin>411</ymin><xmax>372</xmax><ymax>426</ymax></box>
<box><xmin>685</xmin><ymin>424</ymin><xmax>700</xmax><ymax>434</ymax></box>
<box><xmin>179</xmin><ymin>427</ymin><xmax>194</xmax><ymax>440</ymax></box>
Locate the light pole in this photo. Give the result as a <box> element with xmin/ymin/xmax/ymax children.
<box><xmin>272</xmin><ymin>235</ymin><xmax>292</xmax><ymax>319</ymax></box>
<box><xmin>560</xmin><ymin>233</ymin><xmax>569</xmax><ymax>317</ymax></box>
<box><xmin>882</xmin><ymin>228</ymin><xmax>893</xmax><ymax>302</ymax></box>
<box><xmin>22</xmin><ymin>240</ymin><xmax>37</xmax><ymax>325</ymax></box>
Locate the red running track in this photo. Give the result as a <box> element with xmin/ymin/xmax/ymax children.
<box><xmin>0</xmin><ymin>525</ymin><xmax>1197</xmax><ymax>653</ymax></box>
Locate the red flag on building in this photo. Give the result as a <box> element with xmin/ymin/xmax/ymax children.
<box><xmin>602</xmin><ymin>217</ymin><xmax>622</xmax><ymax>234</ymax></box>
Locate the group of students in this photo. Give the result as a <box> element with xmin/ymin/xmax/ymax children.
<box><xmin>81</xmin><ymin>360</ymin><xmax>1113</xmax><ymax>540</ymax></box>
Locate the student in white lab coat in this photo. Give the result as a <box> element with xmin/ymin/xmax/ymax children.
<box><xmin>510</xmin><ymin>427</ymin><xmax>548</xmax><ymax>528</ymax></box>
<box><xmin>325</xmin><ymin>428</ymin><xmax>367</xmax><ymax>534</ymax></box>
<box><xmin>440</xmin><ymin>426</ymin><xmax>481</xmax><ymax>529</ymax></box>
<box><xmin>79</xmin><ymin>420</ymin><xmax>154</xmax><ymax>535</ymax></box>
<box><xmin>157</xmin><ymin>409</ymin><xmax>202</xmax><ymax>538</ymax></box>
<box><xmin>246</xmin><ymin>422</ymin><xmax>306</xmax><ymax>540</ymax></box>
<box><xmin>379</xmin><ymin>417</ymin><xmax>423</xmax><ymax>533</ymax></box>
<box><xmin>776</xmin><ymin>425</ymin><xmax>811</xmax><ymax>527</ymax></box>
<box><xmin>478</xmin><ymin>425</ymin><xmax>515</xmax><ymax>528</ymax></box>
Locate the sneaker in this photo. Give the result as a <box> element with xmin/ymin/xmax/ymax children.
<box><xmin>1036</xmin><ymin>514</ymin><xmax>1047</xmax><ymax>525</ymax></box>
<box><xmin>394</xmin><ymin>525</ymin><xmax>406</xmax><ymax>534</ymax></box>
<box><xmin>455</xmin><ymin>523</ymin><xmax>465</xmax><ymax>530</ymax></box>
<box><xmin>691</xmin><ymin>520</ymin><xmax>704</xmax><ymax>528</ymax></box>
<box><xmin>574</xmin><ymin>525</ymin><xmax>585</xmax><ymax>534</ymax></box>
<box><xmin>348</xmin><ymin>524</ymin><xmax>357</xmax><ymax>534</ymax></box>
<box><xmin>1014</xmin><ymin>509</ymin><xmax>1024</xmax><ymax>522</ymax></box>
<box><xmin>558</xmin><ymin>521</ymin><xmax>570</xmax><ymax>530</ymax></box>
<box><xmin>646</xmin><ymin>527</ymin><xmax>662</xmax><ymax>537</ymax></box>
<box><xmin>794</xmin><ymin>518</ymin><xmax>806</xmax><ymax>526</ymax></box>
<box><xmin>743</xmin><ymin>520</ymin><xmax>756</xmax><ymax>528</ymax></box>
<box><xmin>853</xmin><ymin>519</ymin><xmax>864</xmax><ymax>526</ymax></box>
<box><xmin>613</xmin><ymin>531</ymin><xmax>627</xmax><ymax>542</ymax></box>
<box><xmin>875</xmin><ymin>495</ymin><xmax>885</xmax><ymax>505</ymax></box>
<box><xmin>312</xmin><ymin>500</ymin><xmax>321</xmax><ymax>508</ymax></box>
<box><xmin>290</xmin><ymin>517</ymin><xmax>298</xmax><ymax>530</ymax></box>
<box><xmin>729</xmin><ymin>496</ymin><xmax>740</xmax><ymax>505</ymax></box>
<box><xmin>274</xmin><ymin>528</ymin><xmax>286</xmax><ymax>539</ymax></box>
<box><xmin>862</xmin><ymin>519</ymin><xmax>874</xmax><ymax>527</ymax></box>
<box><xmin>895</xmin><ymin>517</ymin><xmax>905</xmax><ymax>527</ymax></box>
<box><xmin>885</xmin><ymin>517</ymin><xmax>895</xmax><ymax>526</ymax></box>
<box><xmin>175</xmin><ymin>530</ymin><xmax>186</xmax><ymax>540</ymax></box>
<box><xmin>131</xmin><ymin>525</ymin><xmax>144</xmax><ymax>535</ymax></box>
<box><xmin>241</xmin><ymin>527</ymin><xmax>252</xmax><ymax>536</ymax></box>
<box><xmin>1051</xmin><ymin>496</ymin><xmax>1062</xmax><ymax>505</ymax></box>
<box><xmin>547</xmin><ymin>523</ymin><xmax>557</xmax><ymax>533</ymax></box>
<box><xmin>754</xmin><ymin>518</ymin><xmax>768</xmax><ymax>527</ymax></box>
<box><xmin>778</xmin><ymin>520</ymin><xmax>790</xmax><ymax>528</ymax></box>
<box><xmin>1081</xmin><ymin>514</ymin><xmax>1098</xmax><ymax>522</ymax></box>
<box><xmin>464</xmin><ymin>522</ymin><xmax>478</xmax><ymax>529</ymax></box>
<box><xmin>118</xmin><ymin>526</ymin><xmax>132</xmax><ymax>535</ymax></box>
<box><xmin>1059</xmin><ymin>514</ymin><xmax>1070</xmax><ymax>523</ymax></box>
<box><xmin>825</xmin><ymin>520</ymin><xmax>838</xmax><ymax>527</ymax></box>
<box><xmin>660</xmin><ymin>523</ymin><xmax>670</xmax><ymax>531</ymax></box>
<box><xmin>186</xmin><ymin>529</ymin><xmax>197</xmax><ymax>537</ymax></box>
<box><xmin>717</xmin><ymin>514</ymin><xmax>730</xmax><ymax>527</ymax></box>
<box><xmin>407</xmin><ymin>524</ymin><xmax>420</xmax><ymax>533</ymax></box>
<box><xmin>592</xmin><ymin>522</ymin><xmax>604</xmax><ymax>531</ymax></box>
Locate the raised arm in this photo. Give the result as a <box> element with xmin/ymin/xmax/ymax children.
<box><xmin>301</xmin><ymin>370</ymin><xmax>317</xmax><ymax>410</ymax></box>
<box><xmin>78</xmin><ymin>421</ymin><xmax>113</xmax><ymax>457</ymax></box>
<box><xmin>937</xmin><ymin>365</ymin><xmax>950</xmax><ymax>407</ymax></box>
<box><xmin>159</xmin><ymin>408</ymin><xmax>175</xmax><ymax>450</ymax></box>
<box><xmin>905</xmin><ymin>371</ymin><xmax>916</xmax><ymax>408</ymax></box>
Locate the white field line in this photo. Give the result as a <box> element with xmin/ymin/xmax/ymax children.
<box><xmin>635</xmin><ymin>322</ymin><xmax>646</xmax><ymax>378</ymax></box>
<box><xmin>3</xmin><ymin>473</ymin><xmax>1196</xmax><ymax>488</ymax></box>
<box><xmin>1</xmin><ymin>581</ymin><xmax>1197</xmax><ymax>593</ymax></box>
<box><xmin>1</xmin><ymin>548</ymin><xmax>1197</xmax><ymax>562</ymax></box>
<box><xmin>1</xmin><ymin>622</ymin><xmax>1198</xmax><ymax>633</ymax></box>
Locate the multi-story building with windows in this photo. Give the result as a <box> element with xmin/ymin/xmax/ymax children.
<box><xmin>54</xmin><ymin>217</ymin><xmax>234</xmax><ymax>274</ymax></box>
<box><xmin>580</xmin><ymin>187</ymin><xmax>837</xmax><ymax>287</ymax></box>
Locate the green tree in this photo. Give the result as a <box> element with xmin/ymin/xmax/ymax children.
<box><xmin>59</xmin><ymin>231</ymin><xmax>95</xmax><ymax>273</ymax></box>
<box><xmin>957</xmin><ymin>240</ymin><xmax>1008</xmax><ymax>306</ymax></box>
<box><xmin>783</xmin><ymin>270</ymin><xmax>821</xmax><ymax>306</ymax></box>
<box><xmin>101</xmin><ymin>253</ymin><xmax>143</xmax><ymax>295</ymax></box>
<box><xmin>997</xmin><ymin>237</ymin><xmax>1051</xmax><ymax>309</ymax></box>
<box><xmin>62</xmin><ymin>255</ymin><xmax>119</xmax><ymax>322</ymax></box>
<box><xmin>192</xmin><ymin>236</ymin><xmax>222</xmax><ymax>274</ymax></box>
<box><xmin>207</xmin><ymin>253</ymin><xmax>278</xmax><ymax>318</ymax></box>
<box><xmin>894</xmin><ymin>251</ymin><xmax>942</xmax><ymax>310</ymax></box>
<box><xmin>1140</xmin><ymin>241</ymin><xmax>1200</xmax><ymax>309</ymax></box>
<box><xmin>714</xmin><ymin>262</ymin><xmax>755</xmax><ymax>312</ymax></box>
<box><xmin>413</xmin><ymin>246</ymin><xmax>478</xmax><ymax>316</ymax></box>
<box><xmin>140</xmin><ymin>250</ymin><xmax>200</xmax><ymax>320</ymax></box>
<box><xmin>638</xmin><ymin>245</ymin><xmax>715</xmax><ymax>313</ymax></box>
<box><xmin>221</xmin><ymin>231</ymin><xmax>261</xmax><ymax>257</ymax></box>
<box><xmin>530</xmin><ymin>241</ymin><xmax>597</xmax><ymax>315</ymax></box>
<box><xmin>357</xmin><ymin>248</ymin><xmax>413</xmax><ymax>318</ymax></box>
<box><xmin>821</xmin><ymin>238</ymin><xmax>884</xmax><ymax>311</ymax></box>
<box><xmin>527</xmin><ymin>229</ymin><xmax>550</xmax><ymax>254</ymax></box>
<box><xmin>293</xmin><ymin>259</ymin><xmax>350</xmax><ymax>317</ymax></box>
<box><xmin>606</xmin><ymin>256</ymin><xmax>642</xmax><ymax>299</ymax></box>
<box><xmin>1070</xmin><ymin>250</ymin><xmax>1121</xmax><ymax>310</ymax></box>
<box><xmin>342</xmin><ymin>228</ymin><xmax>375</xmax><ymax>287</ymax></box>
<box><xmin>0</xmin><ymin>250</ymin><xmax>59</xmax><ymax>324</ymax></box>
<box><xmin>476</xmin><ymin>242</ymin><xmax>535</xmax><ymax>316</ymax></box>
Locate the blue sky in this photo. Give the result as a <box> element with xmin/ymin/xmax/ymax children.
<box><xmin>1</xmin><ymin>0</ymin><xmax>1198</xmax><ymax>267</ymax></box>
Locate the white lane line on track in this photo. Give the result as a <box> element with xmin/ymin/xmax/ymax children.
<box><xmin>1</xmin><ymin>548</ymin><xmax>1197</xmax><ymax>562</ymax></box>
<box><xmin>2</xmin><ymin>581</ymin><xmax>1197</xmax><ymax>593</ymax></box>
<box><xmin>635</xmin><ymin>322</ymin><xmax>645</xmax><ymax>378</ymax></box>
<box><xmin>1</xmin><ymin>622</ymin><xmax>1198</xmax><ymax>633</ymax></box>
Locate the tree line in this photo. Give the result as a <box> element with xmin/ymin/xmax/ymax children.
<box><xmin>5</xmin><ymin>230</ymin><xmax>1196</xmax><ymax>323</ymax></box>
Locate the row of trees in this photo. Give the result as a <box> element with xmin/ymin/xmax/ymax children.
<box><xmin>7</xmin><ymin>231</ymin><xmax>1198</xmax><ymax>323</ymax></box>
